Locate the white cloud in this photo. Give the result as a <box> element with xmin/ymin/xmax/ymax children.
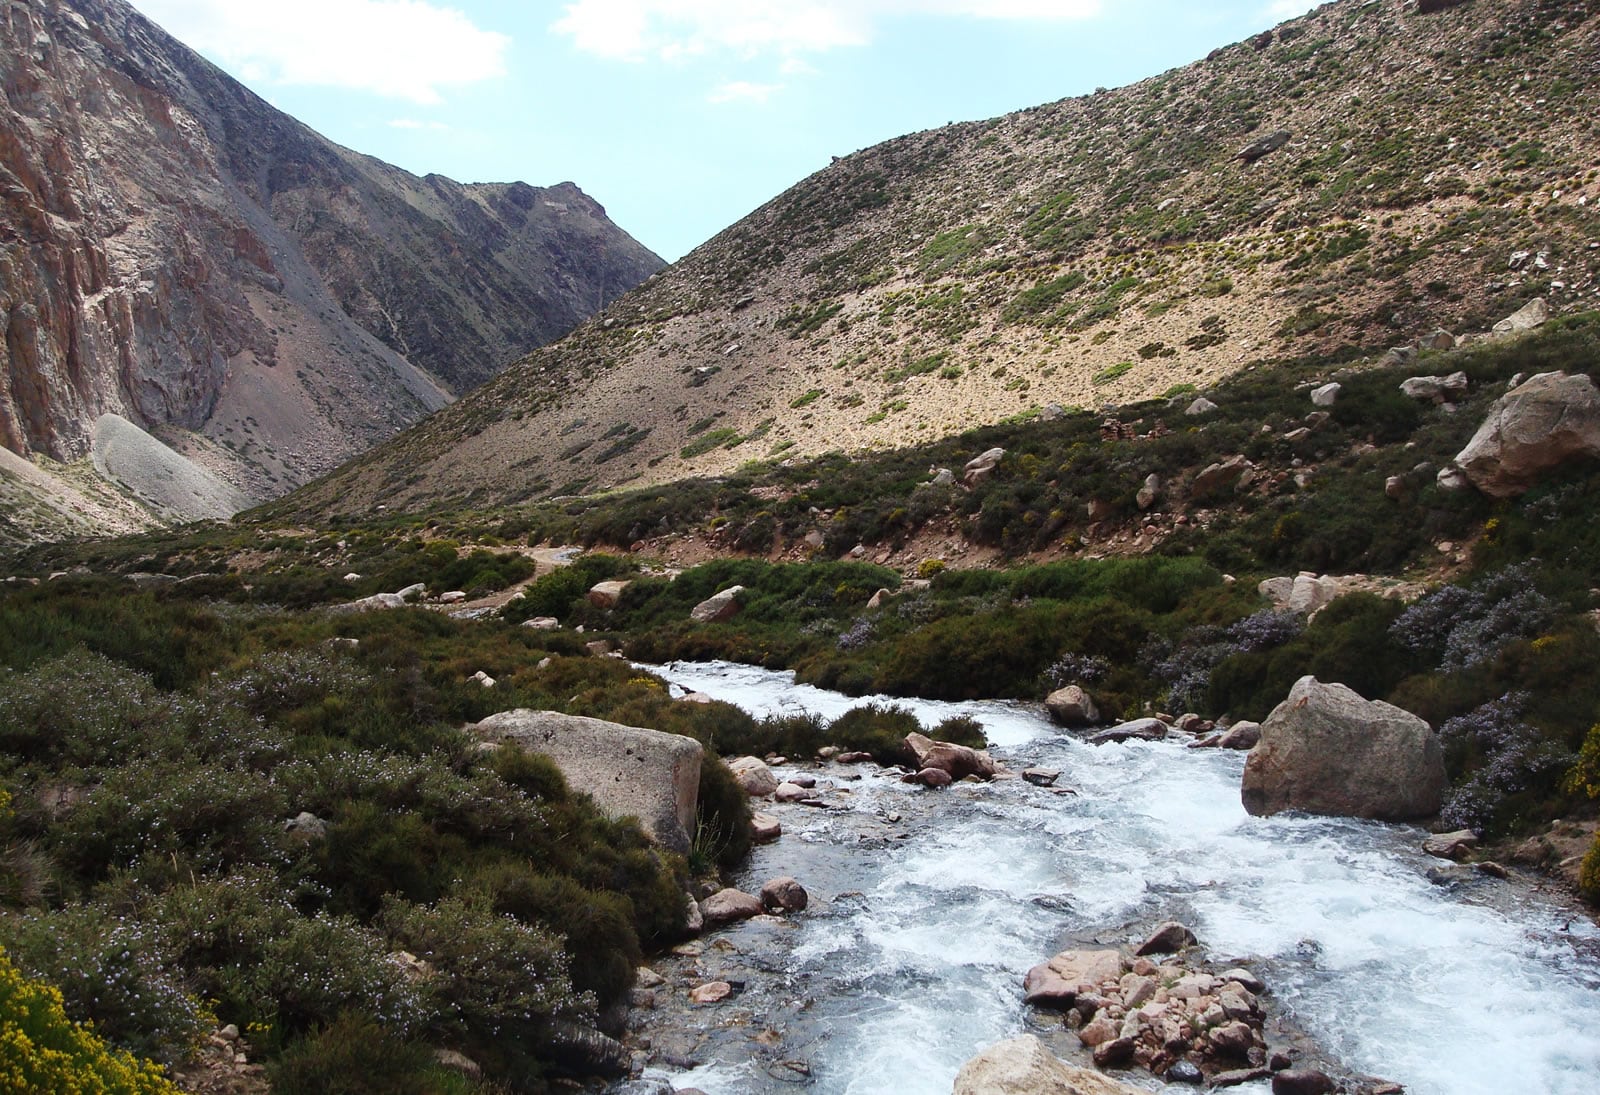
<box><xmin>132</xmin><ymin>0</ymin><xmax>509</xmax><ymax>104</ymax></box>
<box><xmin>551</xmin><ymin>0</ymin><xmax>1102</xmax><ymax>62</ymax></box>
<box><xmin>707</xmin><ymin>80</ymin><xmax>782</xmax><ymax>104</ymax></box>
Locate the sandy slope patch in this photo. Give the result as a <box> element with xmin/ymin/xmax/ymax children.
<box><xmin>91</xmin><ymin>413</ymin><xmax>255</xmax><ymax>522</ymax></box>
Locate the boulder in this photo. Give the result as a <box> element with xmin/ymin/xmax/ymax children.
<box><xmin>1136</xmin><ymin>473</ymin><xmax>1163</xmax><ymax>511</ymax></box>
<box><xmin>1045</xmin><ymin>685</ymin><xmax>1100</xmax><ymax>726</ymax></box>
<box><xmin>283</xmin><ymin>811</ymin><xmax>328</xmax><ymax>839</ymax></box>
<box><xmin>689</xmin><ymin>981</ymin><xmax>732</xmax><ymax>1004</ymax></box>
<box><xmin>1185</xmin><ymin>397</ymin><xmax>1218</xmax><ymax>417</ymax></box>
<box><xmin>964</xmin><ymin>447</ymin><xmax>1006</xmax><ymax>486</ymax></box>
<box><xmin>904</xmin><ymin>732</ymin><xmax>996</xmax><ymax>780</ymax></box>
<box><xmin>908</xmin><ymin>766</ymin><xmax>954</xmax><ymax>788</ymax></box>
<box><xmin>1287</xmin><ymin>574</ymin><xmax>1340</xmax><ymax>615</ymax></box>
<box><xmin>1400</xmin><ymin>372</ymin><xmax>1469</xmax><ymax>403</ymax></box>
<box><xmin>1135</xmin><ymin>921</ymin><xmax>1197</xmax><ymax>956</ymax></box>
<box><xmin>1491</xmin><ymin>297</ymin><xmax>1549</xmax><ymax>336</ymax></box>
<box><xmin>931</xmin><ymin>467</ymin><xmax>955</xmax><ymax>487</ymax></box>
<box><xmin>1422</xmin><ymin>328</ymin><xmax>1458</xmax><ymax>351</ymax></box>
<box><xmin>471</xmin><ymin>710</ymin><xmax>703</xmax><ymax>852</ymax></box>
<box><xmin>1023</xmin><ymin>949</ymin><xmax>1127</xmax><ymax>1007</ymax></box>
<box><xmin>1237</xmin><ymin>129</ymin><xmax>1292</xmax><ymax>163</ymax></box>
<box><xmin>759</xmin><ymin>876</ymin><xmax>808</xmax><ymax>912</ymax></box>
<box><xmin>1191</xmin><ymin>455</ymin><xmax>1250</xmax><ymax>500</ymax></box>
<box><xmin>1021</xmin><ymin>768</ymin><xmax>1061</xmax><ymax>787</ymax></box>
<box><xmin>522</xmin><ymin>616</ymin><xmax>559</xmax><ymax>629</ymax></box>
<box><xmin>587</xmin><ymin>580</ymin><xmax>632</xmax><ymax>609</ymax></box>
<box><xmin>1310</xmin><ymin>382</ymin><xmax>1341</xmax><ymax>407</ymax></box>
<box><xmin>1216</xmin><ymin>720</ymin><xmax>1262</xmax><ymax>750</ymax></box>
<box><xmin>1241</xmin><ymin>677</ymin><xmax>1446</xmax><ymax>820</ymax></box>
<box><xmin>1437</xmin><ymin>465</ymin><xmax>1470</xmax><ymax>492</ymax></box>
<box><xmin>728</xmin><ymin>756</ymin><xmax>779</xmax><ymax>798</ymax></box>
<box><xmin>699</xmin><ymin>888</ymin><xmax>764</xmax><ymax>927</ymax></box>
<box><xmin>584</xmin><ymin>639</ymin><xmax>614</xmax><ymax>657</ymax></box>
<box><xmin>1273</xmin><ymin>1070</ymin><xmax>1337</xmax><ymax>1095</ymax></box>
<box><xmin>954</xmin><ymin>1035</ymin><xmax>1147</xmax><ymax>1095</ymax></box>
<box><xmin>1088</xmin><ymin>718</ymin><xmax>1167</xmax><ymax>745</ymax></box>
<box><xmin>1453</xmin><ymin>372</ymin><xmax>1600</xmax><ymax>497</ymax></box>
<box><xmin>328</xmin><ymin>591</ymin><xmax>407</xmax><ymax>615</ymax></box>
<box><xmin>1385</xmin><ymin>475</ymin><xmax>1406</xmax><ymax>500</ymax></box>
<box><xmin>773</xmin><ymin>782</ymin><xmax>809</xmax><ymax>802</ymax></box>
<box><xmin>690</xmin><ymin>586</ymin><xmax>746</xmax><ymax>623</ymax></box>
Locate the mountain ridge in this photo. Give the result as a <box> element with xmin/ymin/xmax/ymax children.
<box><xmin>280</xmin><ymin>0</ymin><xmax>1598</xmax><ymax>521</ymax></box>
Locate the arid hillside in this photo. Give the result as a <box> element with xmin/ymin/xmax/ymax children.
<box><xmin>287</xmin><ymin>0</ymin><xmax>1598</xmax><ymax>520</ymax></box>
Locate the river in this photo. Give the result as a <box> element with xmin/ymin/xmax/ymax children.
<box><xmin>635</xmin><ymin>661</ymin><xmax>1600</xmax><ymax>1095</ymax></box>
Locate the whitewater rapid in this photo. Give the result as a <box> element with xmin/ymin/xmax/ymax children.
<box><xmin>643</xmin><ymin>661</ymin><xmax>1600</xmax><ymax>1095</ymax></box>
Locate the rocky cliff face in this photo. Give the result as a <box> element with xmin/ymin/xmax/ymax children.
<box><xmin>0</xmin><ymin>0</ymin><xmax>662</xmax><ymax>510</ymax></box>
<box><xmin>284</xmin><ymin>0</ymin><xmax>1599</xmax><ymax>520</ymax></box>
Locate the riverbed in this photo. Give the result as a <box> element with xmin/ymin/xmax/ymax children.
<box><xmin>633</xmin><ymin>661</ymin><xmax>1600</xmax><ymax>1095</ymax></box>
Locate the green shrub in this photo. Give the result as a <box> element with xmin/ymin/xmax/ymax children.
<box><xmin>0</xmin><ymin>945</ymin><xmax>181</xmax><ymax>1094</ymax></box>
<box><xmin>267</xmin><ymin>1014</ymin><xmax>437</xmax><ymax>1095</ymax></box>
<box><xmin>1580</xmin><ymin>835</ymin><xmax>1600</xmax><ymax>903</ymax></box>
<box><xmin>826</xmin><ymin>704</ymin><xmax>924</xmax><ymax>763</ymax></box>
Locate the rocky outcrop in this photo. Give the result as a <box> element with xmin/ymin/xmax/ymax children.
<box><xmin>0</xmin><ymin>0</ymin><xmax>661</xmax><ymax>529</ymax></box>
<box><xmin>1452</xmin><ymin>372</ymin><xmax>1600</xmax><ymax>498</ymax></box>
<box><xmin>1241</xmin><ymin>676</ymin><xmax>1446</xmax><ymax>820</ymax></box>
<box><xmin>471</xmin><ymin>710</ymin><xmax>702</xmax><ymax>852</ymax></box>
<box><xmin>1045</xmin><ymin>685</ymin><xmax>1100</xmax><ymax>726</ymax></box>
<box><xmin>904</xmin><ymin>731</ymin><xmax>997</xmax><ymax>781</ymax></box>
<box><xmin>1023</xmin><ymin>949</ymin><xmax>1127</xmax><ymax>1007</ymax></box>
<box><xmin>690</xmin><ymin>586</ymin><xmax>745</xmax><ymax>623</ymax></box>
<box><xmin>953</xmin><ymin>1035</ymin><xmax>1146</xmax><ymax>1095</ymax></box>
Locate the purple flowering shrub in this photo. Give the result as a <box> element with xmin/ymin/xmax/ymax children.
<box><xmin>1437</xmin><ymin>692</ymin><xmax>1575</xmax><ymax>832</ymax></box>
<box><xmin>1390</xmin><ymin>563</ymin><xmax>1560</xmax><ymax>672</ymax></box>
<box><xmin>1144</xmin><ymin>610</ymin><xmax>1304</xmax><ymax>712</ymax></box>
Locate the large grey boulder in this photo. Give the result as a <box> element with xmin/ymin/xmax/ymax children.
<box><xmin>1044</xmin><ymin>685</ymin><xmax>1100</xmax><ymax>726</ymax></box>
<box><xmin>472</xmin><ymin>710</ymin><xmax>703</xmax><ymax>852</ymax></box>
<box><xmin>1400</xmin><ymin>372</ymin><xmax>1469</xmax><ymax>403</ymax></box>
<box><xmin>904</xmin><ymin>732</ymin><xmax>996</xmax><ymax>780</ymax></box>
<box><xmin>690</xmin><ymin>586</ymin><xmax>746</xmax><ymax>623</ymax></box>
<box><xmin>1453</xmin><ymin>372</ymin><xmax>1600</xmax><ymax>498</ymax></box>
<box><xmin>954</xmin><ymin>1035</ymin><xmax>1145</xmax><ymax>1095</ymax></box>
<box><xmin>1241</xmin><ymin>677</ymin><xmax>1446</xmax><ymax>820</ymax></box>
<box><xmin>1491</xmin><ymin>297</ymin><xmax>1548</xmax><ymax>336</ymax></box>
<box><xmin>964</xmin><ymin>447</ymin><xmax>1006</xmax><ymax>486</ymax></box>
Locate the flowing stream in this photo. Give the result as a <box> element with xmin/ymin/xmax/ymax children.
<box><xmin>637</xmin><ymin>661</ymin><xmax>1600</xmax><ymax>1095</ymax></box>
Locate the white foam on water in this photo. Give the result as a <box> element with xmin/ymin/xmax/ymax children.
<box><xmin>643</xmin><ymin>663</ymin><xmax>1600</xmax><ymax>1095</ymax></box>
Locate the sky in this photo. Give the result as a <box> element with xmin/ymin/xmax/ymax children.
<box><xmin>127</xmin><ymin>1</ymin><xmax>1322</xmax><ymax>261</ymax></box>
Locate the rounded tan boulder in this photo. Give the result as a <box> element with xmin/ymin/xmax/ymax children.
<box><xmin>953</xmin><ymin>1035</ymin><xmax>1147</xmax><ymax>1095</ymax></box>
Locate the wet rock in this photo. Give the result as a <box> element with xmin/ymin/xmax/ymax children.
<box><xmin>1045</xmin><ymin>685</ymin><xmax>1100</xmax><ymax>726</ymax></box>
<box><xmin>700</xmin><ymin>889</ymin><xmax>764</xmax><ymax>927</ymax></box>
<box><xmin>1423</xmin><ymin>829</ymin><xmax>1479</xmax><ymax>860</ymax></box>
<box><xmin>1089</xmin><ymin>718</ymin><xmax>1168</xmax><ymax>745</ymax></box>
<box><xmin>1219</xmin><ymin>968</ymin><xmax>1265</xmax><ymax>994</ymax></box>
<box><xmin>1092</xmin><ymin>1037</ymin><xmax>1136</xmax><ymax>1066</ymax></box>
<box><xmin>1135</xmin><ymin>921</ymin><xmax>1197</xmax><ymax>956</ymax></box>
<box><xmin>1272</xmin><ymin>1069</ymin><xmax>1336</xmax><ymax>1095</ymax></box>
<box><xmin>1023</xmin><ymin>948</ymin><xmax>1127</xmax><ymax>1007</ymax></box>
<box><xmin>954</xmin><ymin>1035</ymin><xmax>1147</xmax><ymax>1095</ymax></box>
<box><xmin>634</xmin><ymin>966</ymin><xmax>665</xmax><ymax>989</ymax></box>
<box><xmin>773</xmin><ymin>782</ymin><xmax>809</xmax><ymax>802</ymax></box>
<box><xmin>1241</xmin><ymin>676</ymin><xmax>1446</xmax><ymax>821</ymax></box>
<box><xmin>1209</xmin><ymin>1020</ymin><xmax>1256</xmax><ymax>1057</ymax></box>
<box><xmin>1454</xmin><ymin>372</ymin><xmax>1600</xmax><ymax>498</ymax></box>
<box><xmin>750</xmin><ymin>812</ymin><xmax>782</xmax><ymax>843</ymax></box>
<box><xmin>1213</xmin><ymin>1067</ymin><xmax>1272</xmax><ymax>1087</ymax></box>
<box><xmin>690</xmin><ymin>586</ymin><xmax>745</xmax><ymax>623</ymax></box>
<box><xmin>728</xmin><ymin>756</ymin><xmax>779</xmax><ymax>798</ymax></box>
<box><xmin>1217</xmin><ymin>721</ymin><xmax>1262</xmax><ymax>750</ymax></box>
<box><xmin>1475</xmin><ymin>860</ymin><xmax>1509</xmax><ymax>879</ymax></box>
<box><xmin>905</xmin><ymin>732</ymin><xmax>996</xmax><ymax>780</ymax></box>
<box><xmin>759</xmin><ymin>876</ymin><xmax>808</xmax><ymax>913</ymax></box>
<box><xmin>689</xmin><ymin>981</ymin><xmax>732</xmax><ymax>1004</ymax></box>
<box><xmin>1165</xmin><ymin>1059</ymin><xmax>1204</xmax><ymax>1085</ymax></box>
<box><xmin>1078</xmin><ymin>1017</ymin><xmax>1119</xmax><ymax>1047</ymax></box>
<box><xmin>909</xmin><ymin>766</ymin><xmax>954</xmax><ymax>788</ymax></box>
<box><xmin>1022</xmin><ymin>768</ymin><xmax>1061</xmax><ymax>787</ymax></box>
<box><xmin>836</xmin><ymin>750</ymin><xmax>874</xmax><ymax>764</ymax></box>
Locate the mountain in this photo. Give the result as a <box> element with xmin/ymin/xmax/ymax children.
<box><xmin>283</xmin><ymin>0</ymin><xmax>1598</xmax><ymax>521</ymax></box>
<box><xmin>0</xmin><ymin>0</ymin><xmax>663</xmax><ymax>538</ymax></box>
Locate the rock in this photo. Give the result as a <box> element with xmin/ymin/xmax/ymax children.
<box><xmin>1400</xmin><ymin>372</ymin><xmax>1470</xmax><ymax>403</ymax></box>
<box><xmin>867</xmin><ymin>588</ymin><xmax>892</xmax><ymax>609</ymax></box>
<box><xmin>1454</xmin><ymin>372</ymin><xmax>1600</xmax><ymax>498</ymax></box>
<box><xmin>759</xmin><ymin>876</ymin><xmax>808</xmax><ymax>912</ymax></box>
<box><xmin>700</xmin><ymin>888</ymin><xmax>764</xmax><ymax>927</ymax></box>
<box><xmin>1217</xmin><ymin>721</ymin><xmax>1262</xmax><ymax>750</ymax></box>
<box><xmin>1191</xmin><ymin>455</ymin><xmax>1251</xmax><ymax>500</ymax></box>
<box><xmin>1119</xmin><ymin>972</ymin><xmax>1157</xmax><ymax>1008</ymax></box>
<box><xmin>1212</xmin><ymin>1067</ymin><xmax>1272</xmax><ymax>1087</ymax></box>
<box><xmin>1491</xmin><ymin>297</ymin><xmax>1549</xmax><ymax>336</ymax></box>
<box><xmin>522</xmin><ymin>616</ymin><xmax>559</xmax><ymax>629</ymax></box>
<box><xmin>953</xmin><ymin>1035</ymin><xmax>1147</xmax><ymax>1095</ymax></box>
<box><xmin>1045</xmin><ymin>685</ymin><xmax>1100</xmax><ymax>726</ymax></box>
<box><xmin>1422</xmin><ymin>328</ymin><xmax>1458</xmax><ymax>351</ymax></box>
<box><xmin>1021</xmin><ymin>768</ymin><xmax>1061</xmax><ymax>787</ymax></box>
<box><xmin>689</xmin><ymin>981</ymin><xmax>733</xmax><ymax>1004</ymax></box>
<box><xmin>911</xmin><ymin>767</ymin><xmax>954</xmax><ymax>788</ymax></box>
<box><xmin>470</xmin><ymin>671</ymin><xmax>496</xmax><ymax>688</ymax></box>
<box><xmin>964</xmin><ymin>447</ymin><xmax>1007</xmax><ymax>486</ymax></box>
<box><xmin>1077</xmin><ymin>1017</ymin><xmax>1119</xmax><ymax>1047</ymax></box>
<box><xmin>1186</xmin><ymin>397</ymin><xmax>1218</xmax><ymax>417</ymax></box>
<box><xmin>690</xmin><ymin>586</ymin><xmax>745</xmax><ymax>623</ymax></box>
<box><xmin>471</xmin><ymin>710</ymin><xmax>703</xmax><ymax>852</ymax></box>
<box><xmin>1423</xmin><ymin>829</ymin><xmax>1479</xmax><ymax>860</ymax></box>
<box><xmin>904</xmin><ymin>732</ymin><xmax>996</xmax><ymax>780</ymax></box>
<box><xmin>1475</xmin><ymin>860</ymin><xmax>1509</xmax><ymax>879</ymax></box>
<box><xmin>1241</xmin><ymin>676</ymin><xmax>1447</xmax><ymax>821</ymax></box>
<box><xmin>1165</xmin><ymin>1059</ymin><xmax>1204</xmax><ymax>1085</ymax></box>
<box><xmin>1272</xmin><ymin>1069</ymin><xmax>1337</xmax><ymax>1095</ymax></box>
<box><xmin>328</xmin><ymin>591</ymin><xmax>408</xmax><ymax>615</ymax></box>
<box><xmin>1091</xmin><ymin>1037</ymin><xmax>1135</xmax><ymax>1066</ymax></box>
<box><xmin>683</xmin><ymin>890</ymin><xmax>704</xmax><ymax>935</ymax></box>
<box><xmin>1137</xmin><ymin>473</ymin><xmax>1163</xmax><ymax>511</ymax></box>
<box><xmin>1209</xmin><ymin>1019</ymin><xmax>1256</xmax><ymax>1057</ymax></box>
<box><xmin>634</xmin><ymin>966</ymin><xmax>666</xmax><ymax>989</ymax></box>
<box><xmin>728</xmin><ymin>756</ymin><xmax>779</xmax><ymax>798</ymax></box>
<box><xmin>836</xmin><ymin>750</ymin><xmax>874</xmax><ymax>764</ymax></box>
<box><xmin>1088</xmin><ymin>718</ymin><xmax>1168</xmax><ymax>745</ymax></box>
<box><xmin>1310</xmin><ymin>382</ymin><xmax>1342</xmax><ymax>407</ymax></box>
<box><xmin>931</xmin><ymin>468</ymin><xmax>956</xmax><ymax>487</ymax></box>
<box><xmin>773</xmin><ymin>781</ymin><xmax>809</xmax><ymax>802</ymax></box>
<box><xmin>1385</xmin><ymin>475</ymin><xmax>1406</xmax><ymax>500</ymax></box>
<box><xmin>587</xmin><ymin>580</ymin><xmax>632</xmax><ymax>609</ymax></box>
<box><xmin>1287</xmin><ymin>574</ymin><xmax>1340</xmax><ymax>615</ymax></box>
<box><xmin>439</xmin><ymin>590</ymin><xmax>467</xmax><ymax>604</ymax></box>
<box><xmin>750</xmin><ymin>812</ymin><xmax>782</xmax><ymax>843</ymax></box>
<box><xmin>1135</xmin><ymin>921</ymin><xmax>1196</xmax><ymax>956</ymax></box>
<box><xmin>1220</xmin><ymin>968</ymin><xmax>1266</xmax><ymax>994</ymax></box>
<box><xmin>283</xmin><ymin>811</ymin><xmax>328</xmax><ymax>839</ymax></box>
<box><xmin>1436</xmin><ymin>465</ymin><xmax>1469</xmax><ymax>491</ymax></box>
<box><xmin>1237</xmin><ymin>129</ymin><xmax>1292</xmax><ymax>163</ymax></box>
<box><xmin>1023</xmin><ymin>949</ymin><xmax>1127</xmax><ymax>1007</ymax></box>
<box><xmin>1258</xmin><ymin>576</ymin><xmax>1295</xmax><ymax>606</ymax></box>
